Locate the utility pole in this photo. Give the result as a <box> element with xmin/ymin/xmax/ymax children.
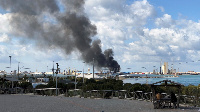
<box><xmin>142</xmin><ymin>67</ymin><xmax>148</xmax><ymax>85</ymax></box>
<box><xmin>93</xmin><ymin>58</ymin><xmax>94</xmax><ymax>79</ymax></box>
<box><xmin>18</xmin><ymin>62</ymin><xmax>20</xmax><ymax>80</ymax></box>
<box><xmin>160</xmin><ymin>59</ymin><xmax>162</xmax><ymax>74</ymax></box>
<box><xmin>75</xmin><ymin>70</ymin><xmax>77</xmax><ymax>89</ymax></box>
<box><xmin>9</xmin><ymin>56</ymin><xmax>13</xmax><ymax>88</ymax></box>
<box><xmin>53</xmin><ymin>61</ymin><xmax>54</xmax><ymax>81</ymax></box>
<box><xmin>9</xmin><ymin>56</ymin><xmax>11</xmax><ymax>68</ymax></box>
<box><xmin>56</xmin><ymin>63</ymin><xmax>58</xmax><ymax>95</ymax></box>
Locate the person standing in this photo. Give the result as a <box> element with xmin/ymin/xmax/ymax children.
<box><xmin>171</xmin><ymin>92</ymin><xmax>177</xmax><ymax>108</ymax></box>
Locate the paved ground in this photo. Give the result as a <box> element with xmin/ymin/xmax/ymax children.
<box><xmin>0</xmin><ymin>94</ymin><xmax>199</xmax><ymax>112</ymax></box>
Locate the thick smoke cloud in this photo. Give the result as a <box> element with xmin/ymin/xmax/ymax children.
<box><xmin>0</xmin><ymin>0</ymin><xmax>59</xmax><ymax>15</ymax></box>
<box><xmin>0</xmin><ymin>0</ymin><xmax>120</xmax><ymax>72</ymax></box>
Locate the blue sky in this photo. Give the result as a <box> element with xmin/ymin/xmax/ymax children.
<box><xmin>1</xmin><ymin>0</ymin><xmax>200</xmax><ymax>73</ymax></box>
<box><xmin>0</xmin><ymin>8</ymin><xmax>5</xmax><ymax>14</ymax></box>
<box><xmin>148</xmin><ymin>0</ymin><xmax>200</xmax><ymax>21</ymax></box>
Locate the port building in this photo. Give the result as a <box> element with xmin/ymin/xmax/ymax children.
<box><xmin>162</xmin><ymin>62</ymin><xmax>168</xmax><ymax>74</ymax></box>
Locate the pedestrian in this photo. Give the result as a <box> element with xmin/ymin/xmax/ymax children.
<box><xmin>171</xmin><ymin>92</ymin><xmax>177</xmax><ymax>108</ymax></box>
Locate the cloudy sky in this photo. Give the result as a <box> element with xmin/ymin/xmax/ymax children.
<box><xmin>0</xmin><ymin>0</ymin><xmax>200</xmax><ymax>73</ymax></box>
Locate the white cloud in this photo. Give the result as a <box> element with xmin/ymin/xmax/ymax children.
<box><xmin>122</xmin><ymin>52</ymin><xmax>142</xmax><ymax>63</ymax></box>
<box><xmin>0</xmin><ymin>13</ymin><xmax>13</xmax><ymax>34</ymax></box>
<box><xmin>129</xmin><ymin>0</ymin><xmax>155</xmax><ymax>20</ymax></box>
<box><xmin>155</xmin><ymin>14</ymin><xmax>175</xmax><ymax>28</ymax></box>
<box><xmin>0</xmin><ymin>33</ymin><xmax>11</xmax><ymax>42</ymax></box>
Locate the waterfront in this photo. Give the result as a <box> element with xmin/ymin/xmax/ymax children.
<box><xmin>1</xmin><ymin>73</ymin><xmax>200</xmax><ymax>110</ymax></box>
<box><xmin>123</xmin><ymin>74</ymin><xmax>200</xmax><ymax>86</ymax></box>
<box><xmin>2</xmin><ymin>73</ymin><xmax>200</xmax><ymax>86</ymax></box>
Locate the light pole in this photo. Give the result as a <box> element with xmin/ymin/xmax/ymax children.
<box><xmin>171</xmin><ymin>63</ymin><xmax>173</xmax><ymax>74</ymax></box>
<box><xmin>52</xmin><ymin>61</ymin><xmax>54</xmax><ymax>81</ymax></box>
<box><xmin>56</xmin><ymin>63</ymin><xmax>59</xmax><ymax>96</ymax></box>
<box><xmin>160</xmin><ymin>59</ymin><xmax>162</xmax><ymax>75</ymax></box>
<box><xmin>75</xmin><ymin>70</ymin><xmax>77</xmax><ymax>89</ymax></box>
<box><xmin>186</xmin><ymin>62</ymin><xmax>188</xmax><ymax>73</ymax></box>
<box><xmin>18</xmin><ymin>62</ymin><xmax>20</xmax><ymax>79</ymax></box>
<box><xmin>93</xmin><ymin>58</ymin><xmax>94</xmax><ymax>79</ymax></box>
<box><xmin>83</xmin><ymin>62</ymin><xmax>85</xmax><ymax>83</ymax></box>
<box><xmin>142</xmin><ymin>67</ymin><xmax>148</xmax><ymax>85</ymax></box>
<box><xmin>9</xmin><ymin>56</ymin><xmax>11</xmax><ymax>68</ymax></box>
<box><xmin>9</xmin><ymin>56</ymin><xmax>13</xmax><ymax>88</ymax></box>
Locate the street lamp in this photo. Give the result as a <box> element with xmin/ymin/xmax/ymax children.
<box><xmin>11</xmin><ymin>70</ymin><xmax>13</xmax><ymax>88</ymax></box>
<box><xmin>18</xmin><ymin>62</ymin><xmax>20</xmax><ymax>80</ymax></box>
<box><xmin>56</xmin><ymin>63</ymin><xmax>59</xmax><ymax>96</ymax></box>
<box><xmin>75</xmin><ymin>70</ymin><xmax>77</xmax><ymax>89</ymax></box>
<box><xmin>93</xmin><ymin>58</ymin><xmax>94</xmax><ymax>79</ymax></box>
<box><xmin>8</xmin><ymin>56</ymin><xmax>13</xmax><ymax>88</ymax></box>
<box><xmin>52</xmin><ymin>61</ymin><xmax>55</xmax><ymax>81</ymax></box>
<box><xmin>9</xmin><ymin>56</ymin><xmax>11</xmax><ymax>68</ymax></box>
<box><xmin>142</xmin><ymin>67</ymin><xmax>148</xmax><ymax>85</ymax></box>
<box><xmin>186</xmin><ymin>62</ymin><xmax>188</xmax><ymax>73</ymax></box>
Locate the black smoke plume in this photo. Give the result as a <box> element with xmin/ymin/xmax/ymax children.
<box><xmin>0</xmin><ymin>0</ymin><xmax>120</xmax><ymax>72</ymax></box>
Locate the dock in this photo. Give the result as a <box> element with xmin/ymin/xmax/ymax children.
<box><xmin>119</xmin><ymin>75</ymin><xmax>178</xmax><ymax>80</ymax></box>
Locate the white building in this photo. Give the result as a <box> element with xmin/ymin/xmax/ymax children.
<box><xmin>77</xmin><ymin>73</ymin><xmax>100</xmax><ymax>79</ymax></box>
<box><xmin>162</xmin><ymin>62</ymin><xmax>168</xmax><ymax>74</ymax></box>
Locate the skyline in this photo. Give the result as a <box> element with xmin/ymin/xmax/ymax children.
<box><xmin>1</xmin><ymin>0</ymin><xmax>200</xmax><ymax>72</ymax></box>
